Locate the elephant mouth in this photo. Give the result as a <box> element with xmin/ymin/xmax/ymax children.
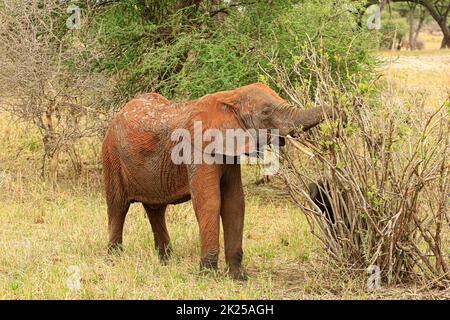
<box><xmin>287</xmin><ymin>128</ymin><xmax>300</xmax><ymax>138</ymax></box>
<box><xmin>267</xmin><ymin>129</ymin><xmax>297</xmax><ymax>147</ymax></box>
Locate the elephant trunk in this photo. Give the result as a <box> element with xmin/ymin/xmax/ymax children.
<box><xmin>291</xmin><ymin>106</ymin><xmax>339</xmax><ymax>132</ymax></box>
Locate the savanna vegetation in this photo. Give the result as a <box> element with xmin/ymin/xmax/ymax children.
<box><xmin>0</xmin><ymin>0</ymin><xmax>448</xmax><ymax>299</ymax></box>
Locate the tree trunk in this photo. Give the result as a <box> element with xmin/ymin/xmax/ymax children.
<box><xmin>440</xmin><ymin>23</ymin><xmax>450</xmax><ymax>48</ymax></box>
<box><xmin>387</xmin><ymin>0</ymin><xmax>450</xmax><ymax>49</ymax></box>
<box><xmin>408</xmin><ymin>4</ymin><xmax>416</xmax><ymax>50</ymax></box>
<box><xmin>413</xmin><ymin>13</ymin><xmax>425</xmax><ymax>45</ymax></box>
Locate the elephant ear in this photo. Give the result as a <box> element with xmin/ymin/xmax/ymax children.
<box><xmin>193</xmin><ymin>99</ymin><xmax>258</xmax><ymax>158</ymax></box>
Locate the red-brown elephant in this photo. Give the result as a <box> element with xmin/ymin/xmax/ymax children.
<box><xmin>102</xmin><ymin>83</ymin><xmax>341</xmax><ymax>279</ymax></box>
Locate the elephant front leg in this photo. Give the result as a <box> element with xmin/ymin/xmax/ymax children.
<box><xmin>220</xmin><ymin>165</ymin><xmax>247</xmax><ymax>280</ymax></box>
<box><xmin>189</xmin><ymin>165</ymin><xmax>221</xmax><ymax>271</ymax></box>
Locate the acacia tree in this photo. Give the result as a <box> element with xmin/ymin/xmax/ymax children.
<box><xmin>367</xmin><ymin>0</ymin><xmax>450</xmax><ymax>48</ymax></box>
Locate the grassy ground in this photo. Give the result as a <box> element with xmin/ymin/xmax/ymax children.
<box><xmin>416</xmin><ymin>31</ymin><xmax>446</xmax><ymax>51</ymax></box>
<box><xmin>379</xmin><ymin>48</ymin><xmax>450</xmax><ymax>110</ymax></box>
<box><xmin>1</xmin><ymin>117</ymin><xmax>447</xmax><ymax>300</ymax></box>
<box><xmin>0</xmin><ymin>45</ymin><xmax>449</xmax><ymax>299</ymax></box>
<box><xmin>0</xmin><ymin>115</ymin><xmax>364</xmax><ymax>299</ymax></box>
<box><xmin>379</xmin><ymin>31</ymin><xmax>449</xmax><ymax>110</ymax></box>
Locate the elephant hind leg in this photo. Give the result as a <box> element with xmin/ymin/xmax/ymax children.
<box><xmin>104</xmin><ymin>160</ymin><xmax>130</xmax><ymax>254</ymax></box>
<box><xmin>107</xmin><ymin>199</ymin><xmax>130</xmax><ymax>254</ymax></box>
<box><xmin>143</xmin><ymin>204</ymin><xmax>171</xmax><ymax>264</ymax></box>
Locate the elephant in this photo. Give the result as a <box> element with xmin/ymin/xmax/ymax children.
<box><xmin>308</xmin><ymin>181</ymin><xmax>335</xmax><ymax>223</ymax></box>
<box><xmin>101</xmin><ymin>82</ymin><xmax>343</xmax><ymax>279</ymax></box>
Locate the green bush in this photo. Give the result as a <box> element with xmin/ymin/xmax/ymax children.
<box><xmin>81</xmin><ymin>0</ymin><xmax>377</xmax><ymax>106</ymax></box>
<box><xmin>378</xmin><ymin>10</ymin><xmax>409</xmax><ymax>49</ymax></box>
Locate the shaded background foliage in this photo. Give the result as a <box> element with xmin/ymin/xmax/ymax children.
<box><xmin>80</xmin><ymin>0</ymin><xmax>376</xmax><ymax>107</ymax></box>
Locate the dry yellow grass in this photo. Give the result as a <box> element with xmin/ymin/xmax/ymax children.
<box><xmin>418</xmin><ymin>31</ymin><xmax>446</xmax><ymax>51</ymax></box>
<box><xmin>379</xmin><ymin>48</ymin><xmax>450</xmax><ymax>110</ymax></box>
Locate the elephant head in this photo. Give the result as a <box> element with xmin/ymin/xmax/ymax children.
<box><xmin>189</xmin><ymin>82</ymin><xmax>343</xmax><ymax>157</ymax></box>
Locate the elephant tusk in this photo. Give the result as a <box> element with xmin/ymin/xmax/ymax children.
<box><xmin>286</xmin><ymin>135</ymin><xmax>315</xmax><ymax>158</ymax></box>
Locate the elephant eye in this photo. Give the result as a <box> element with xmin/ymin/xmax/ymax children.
<box><xmin>262</xmin><ymin>106</ymin><xmax>272</xmax><ymax>115</ymax></box>
<box><xmin>220</xmin><ymin>102</ymin><xmax>236</xmax><ymax>112</ymax></box>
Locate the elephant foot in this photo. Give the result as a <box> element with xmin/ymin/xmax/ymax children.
<box><xmin>228</xmin><ymin>266</ymin><xmax>248</xmax><ymax>281</ymax></box>
<box><xmin>226</xmin><ymin>250</ymin><xmax>246</xmax><ymax>280</ymax></box>
<box><xmin>200</xmin><ymin>250</ymin><xmax>219</xmax><ymax>270</ymax></box>
<box><xmin>107</xmin><ymin>242</ymin><xmax>123</xmax><ymax>255</ymax></box>
<box><xmin>157</xmin><ymin>245</ymin><xmax>172</xmax><ymax>265</ymax></box>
